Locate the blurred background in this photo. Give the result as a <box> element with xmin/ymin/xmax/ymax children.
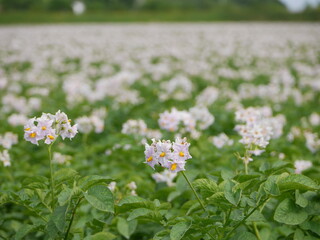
<box><xmin>0</xmin><ymin>0</ymin><xmax>319</xmax><ymax>23</ymax></box>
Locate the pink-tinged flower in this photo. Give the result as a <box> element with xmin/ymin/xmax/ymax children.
<box><xmin>37</xmin><ymin>119</ymin><xmax>54</xmax><ymax>138</ymax></box>
<box><xmin>24</xmin><ymin>118</ymin><xmax>36</xmax><ymax>132</ymax></box>
<box><xmin>156</xmin><ymin>140</ymin><xmax>172</xmax><ymax>166</ymax></box>
<box><xmin>144</xmin><ymin>137</ymin><xmax>191</xmax><ymax>173</ymax></box>
<box><xmin>24</xmin><ymin>111</ymin><xmax>77</xmax><ymax>145</ymax></box>
<box><xmin>60</xmin><ymin>124</ymin><xmax>78</xmax><ymax>140</ymax></box>
<box><xmin>166</xmin><ymin>160</ymin><xmax>186</xmax><ymax>173</ymax></box>
<box><xmin>44</xmin><ymin>130</ymin><xmax>58</xmax><ymax>145</ymax></box>
<box><xmin>144</xmin><ymin>143</ymin><xmax>157</xmax><ymax>169</ymax></box>
<box><xmin>173</xmin><ymin>137</ymin><xmax>192</xmax><ymax>162</ymax></box>
<box><xmin>24</xmin><ymin>126</ymin><xmax>42</xmax><ymax>145</ymax></box>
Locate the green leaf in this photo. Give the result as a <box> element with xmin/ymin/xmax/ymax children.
<box><xmin>300</xmin><ymin>220</ymin><xmax>320</xmax><ymax>236</ymax></box>
<box><xmin>117</xmin><ymin>217</ymin><xmax>137</xmax><ymax>239</ymax></box>
<box><xmin>54</xmin><ymin>168</ymin><xmax>78</xmax><ymax>186</ymax></box>
<box><xmin>79</xmin><ymin>175</ymin><xmax>113</xmax><ymax>191</ymax></box>
<box><xmin>154</xmin><ymin>230</ymin><xmax>170</xmax><ymax>240</ymax></box>
<box><xmin>193</xmin><ymin>179</ymin><xmax>219</xmax><ymax>198</ymax></box>
<box><xmin>127</xmin><ymin>208</ymin><xmax>153</xmax><ymax>221</ymax></box>
<box><xmin>221</xmin><ymin>169</ymin><xmax>235</xmax><ymax>180</ymax></box>
<box><xmin>116</xmin><ymin>196</ymin><xmax>154</xmax><ymax>213</ymax></box>
<box><xmin>206</xmin><ymin>192</ymin><xmax>230</xmax><ymax>209</ymax></box>
<box><xmin>224</xmin><ymin>180</ymin><xmax>241</xmax><ymax>206</ymax></box>
<box><xmin>85</xmin><ymin>232</ymin><xmax>116</xmax><ymax>240</ymax></box>
<box><xmin>274</xmin><ymin>198</ymin><xmax>308</xmax><ymax>225</ymax></box>
<box><xmin>278</xmin><ymin>174</ymin><xmax>319</xmax><ymax>192</ymax></box>
<box><xmin>84</xmin><ymin>185</ymin><xmax>114</xmax><ymax>213</ymax></box>
<box><xmin>294</xmin><ymin>229</ymin><xmax>304</xmax><ymax>240</ymax></box>
<box><xmin>15</xmin><ymin>224</ymin><xmax>36</xmax><ymax>240</ymax></box>
<box><xmin>230</xmin><ymin>231</ymin><xmax>257</xmax><ymax>240</ymax></box>
<box><xmin>22</xmin><ymin>176</ymin><xmax>48</xmax><ymax>190</ymax></box>
<box><xmin>264</xmin><ymin>175</ymin><xmax>280</xmax><ymax>196</ymax></box>
<box><xmin>51</xmin><ymin>205</ymin><xmax>67</xmax><ymax>232</ymax></box>
<box><xmin>170</xmin><ymin>221</ymin><xmax>192</xmax><ymax>240</ymax></box>
<box><xmin>246</xmin><ymin>210</ymin><xmax>266</xmax><ymax>222</ymax></box>
<box><xmin>295</xmin><ymin>190</ymin><xmax>308</xmax><ymax>208</ymax></box>
<box><xmin>58</xmin><ymin>186</ymin><xmax>73</xmax><ymax>206</ymax></box>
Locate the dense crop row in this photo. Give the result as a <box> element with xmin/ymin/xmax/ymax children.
<box><xmin>0</xmin><ymin>24</ymin><xmax>320</xmax><ymax>239</ymax></box>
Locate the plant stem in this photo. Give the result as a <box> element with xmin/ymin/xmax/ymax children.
<box><xmin>245</xmin><ymin>162</ymin><xmax>248</xmax><ymax>174</ymax></box>
<box><xmin>181</xmin><ymin>171</ymin><xmax>207</xmax><ymax>213</ymax></box>
<box><xmin>253</xmin><ymin>222</ymin><xmax>262</xmax><ymax>240</ymax></box>
<box><xmin>48</xmin><ymin>143</ymin><xmax>55</xmax><ymax>209</ymax></box>
<box><xmin>64</xmin><ymin>197</ymin><xmax>83</xmax><ymax>240</ymax></box>
<box><xmin>225</xmin><ymin>197</ymin><xmax>269</xmax><ymax>239</ymax></box>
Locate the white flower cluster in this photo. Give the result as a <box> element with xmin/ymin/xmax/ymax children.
<box><xmin>196</xmin><ymin>86</ymin><xmax>219</xmax><ymax>106</ymax></box>
<box><xmin>235</xmin><ymin>107</ymin><xmax>285</xmax><ymax>151</ymax></box>
<box><xmin>158</xmin><ymin>107</ymin><xmax>214</xmax><ymax>137</ymax></box>
<box><xmin>53</xmin><ymin>152</ymin><xmax>72</xmax><ymax>165</ymax></box>
<box><xmin>127</xmin><ymin>181</ymin><xmax>137</xmax><ymax>196</ymax></box>
<box><xmin>304</xmin><ymin>132</ymin><xmax>320</xmax><ymax>153</ymax></box>
<box><xmin>159</xmin><ymin>75</ymin><xmax>193</xmax><ymax>101</ymax></box>
<box><xmin>76</xmin><ymin>108</ymin><xmax>107</xmax><ymax>134</ymax></box>
<box><xmin>0</xmin><ymin>132</ymin><xmax>18</xmax><ymax>167</ymax></box>
<box><xmin>121</xmin><ymin>119</ymin><xmax>162</xmax><ymax>140</ymax></box>
<box><xmin>144</xmin><ymin>137</ymin><xmax>192</xmax><ymax>173</ymax></box>
<box><xmin>211</xmin><ymin>133</ymin><xmax>233</xmax><ymax>149</ymax></box>
<box><xmin>0</xmin><ymin>150</ymin><xmax>10</xmax><ymax>167</ymax></box>
<box><xmin>309</xmin><ymin>112</ymin><xmax>320</xmax><ymax>126</ymax></box>
<box><xmin>24</xmin><ymin>110</ymin><xmax>78</xmax><ymax>145</ymax></box>
<box><xmin>152</xmin><ymin>169</ymin><xmax>177</xmax><ymax>187</ymax></box>
<box><xmin>8</xmin><ymin>113</ymin><xmax>28</xmax><ymax>126</ymax></box>
<box><xmin>294</xmin><ymin>160</ymin><xmax>312</xmax><ymax>174</ymax></box>
<box><xmin>0</xmin><ymin>132</ymin><xmax>18</xmax><ymax>149</ymax></box>
<box><xmin>2</xmin><ymin>94</ymin><xmax>41</xmax><ymax>115</ymax></box>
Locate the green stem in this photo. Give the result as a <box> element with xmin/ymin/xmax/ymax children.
<box><xmin>245</xmin><ymin>162</ymin><xmax>248</xmax><ymax>175</ymax></box>
<box><xmin>225</xmin><ymin>197</ymin><xmax>269</xmax><ymax>239</ymax></box>
<box><xmin>5</xmin><ymin>167</ymin><xmax>14</xmax><ymax>182</ymax></box>
<box><xmin>181</xmin><ymin>171</ymin><xmax>207</xmax><ymax>213</ymax></box>
<box><xmin>48</xmin><ymin>143</ymin><xmax>55</xmax><ymax>209</ymax></box>
<box><xmin>253</xmin><ymin>222</ymin><xmax>262</xmax><ymax>240</ymax></box>
<box><xmin>64</xmin><ymin>197</ymin><xmax>83</xmax><ymax>240</ymax></box>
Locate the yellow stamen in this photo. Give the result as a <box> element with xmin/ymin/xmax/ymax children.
<box><xmin>48</xmin><ymin>135</ymin><xmax>55</xmax><ymax>140</ymax></box>
<box><xmin>170</xmin><ymin>163</ymin><xmax>177</xmax><ymax>171</ymax></box>
<box><xmin>68</xmin><ymin>119</ymin><xmax>71</xmax><ymax>122</ymax></box>
<box><xmin>147</xmin><ymin>156</ymin><xmax>153</xmax><ymax>162</ymax></box>
<box><xmin>179</xmin><ymin>152</ymin><xmax>185</xmax><ymax>157</ymax></box>
<box><xmin>25</xmin><ymin>128</ymin><xmax>31</xmax><ymax>131</ymax></box>
<box><xmin>159</xmin><ymin>152</ymin><xmax>166</xmax><ymax>157</ymax></box>
<box><xmin>29</xmin><ymin>132</ymin><xmax>36</xmax><ymax>138</ymax></box>
<box><xmin>42</xmin><ymin>126</ymin><xmax>47</xmax><ymax>130</ymax></box>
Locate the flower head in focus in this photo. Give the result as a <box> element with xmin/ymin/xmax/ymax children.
<box><xmin>24</xmin><ymin>110</ymin><xmax>78</xmax><ymax>145</ymax></box>
<box><xmin>144</xmin><ymin>137</ymin><xmax>192</xmax><ymax>173</ymax></box>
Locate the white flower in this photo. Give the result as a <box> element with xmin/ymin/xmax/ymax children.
<box><xmin>0</xmin><ymin>150</ymin><xmax>11</xmax><ymax>167</ymax></box>
<box><xmin>24</xmin><ymin>111</ymin><xmax>77</xmax><ymax>145</ymax></box>
<box><xmin>152</xmin><ymin>170</ymin><xmax>177</xmax><ymax>187</ymax></box>
<box><xmin>0</xmin><ymin>132</ymin><xmax>18</xmax><ymax>149</ymax></box>
<box><xmin>294</xmin><ymin>160</ymin><xmax>312</xmax><ymax>174</ymax></box>
<box><xmin>108</xmin><ymin>181</ymin><xmax>117</xmax><ymax>192</ymax></box>
<box><xmin>53</xmin><ymin>152</ymin><xmax>72</xmax><ymax>165</ymax></box>
<box><xmin>211</xmin><ymin>133</ymin><xmax>233</xmax><ymax>149</ymax></box>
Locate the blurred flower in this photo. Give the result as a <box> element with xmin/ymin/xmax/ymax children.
<box><xmin>152</xmin><ymin>169</ymin><xmax>177</xmax><ymax>187</ymax></box>
<box><xmin>0</xmin><ymin>132</ymin><xmax>18</xmax><ymax>149</ymax></box>
<box><xmin>0</xmin><ymin>150</ymin><xmax>11</xmax><ymax>167</ymax></box>
<box><xmin>211</xmin><ymin>133</ymin><xmax>233</xmax><ymax>149</ymax></box>
<box><xmin>294</xmin><ymin>160</ymin><xmax>312</xmax><ymax>174</ymax></box>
